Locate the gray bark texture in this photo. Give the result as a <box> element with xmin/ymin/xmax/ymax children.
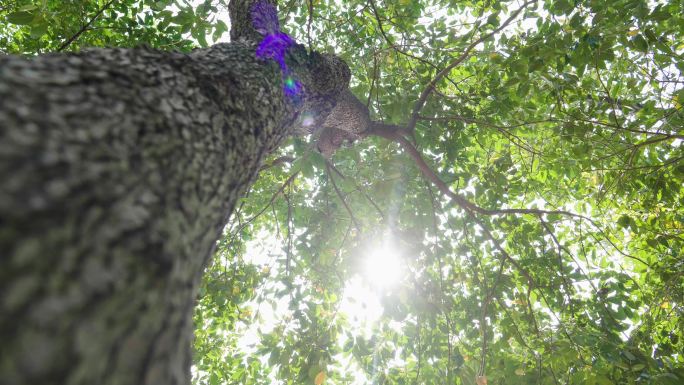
<box><xmin>0</xmin><ymin>18</ymin><xmax>350</xmax><ymax>385</ymax></box>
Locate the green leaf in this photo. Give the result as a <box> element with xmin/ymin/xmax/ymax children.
<box><xmin>617</xmin><ymin>215</ymin><xmax>631</xmax><ymax>229</ymax></box>
<box><xmin>6</xmin><ymin>11</ymin><xmax>35</xmax><ymax>25</ymax></box>
<box><xmin>19</xmin><ymin>4</ymin><xmax>38</xmax><ymax>11</ymax></box>
<box><xmin>209</xmin><ymin>372</ymin><xmax>220</xmax><ymax>385</ymax></box>
<box><xmin>30</xmin><ymin>22</ymin><xmax>49</xmax><ymax>38</ymax></box>
<box><xmin>486</xmin><ymin>13</ymin><xmax>499</xmax><ymax>27</ymax></box>
<box><xmin>213</xmin><ymin>20</ymin><xmax>228</xmax><ymax>41</ymax></box>
<box><xmin>631</xmin><ymin>35</ymin><xmax>649</xmax><ymax>52</ymax></box>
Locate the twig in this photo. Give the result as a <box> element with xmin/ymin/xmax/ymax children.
<box><xmin>236</xmin><ymin>170</ymin><xmax>300</xmax><ymax>234</ymax></box>
<box><xmin>326</xmin><ymin>159</ymin><xmax>385</xmax><ymax>220</ymax></box>
<box><xmin>0</xmin><ymin>1</ymin><xmax>18</xmax><ymax>12</ymax></box>
<box><xmin>326</xmin><ymin>162</ymin><xmax>361</xmax><ymax>231</ymax></box>
<box><xmin>306</xmin><ymin>0</ymin><xmax>313</xmax><ymax>50</ymax></box>
<box><xmin>539</xmin><ymin>217</ymin><xmax>575</xmax><ymax>312</ymax></box>
<box><xmin>285</xmin><ymin>185</ymin><xmax>293</xmax><ymax>274</ymax></box>
<box><xmin>407</xmin><ymin>0</ymin><xmax>535</xmax><ymax>131</ymax></box>
<box><xmin>368</xmin><ymin>0</ymin><xmax>442</xmax><ymax>71</ymax></box>
<box><xmin>58</xmin><ymin>0</ymin><xmax>117</xmax><ymax>51</ymax></box>
<box><xmin>258</xmin><ymin>155</ymin><xmax>296</xmax><ymax>171</ymax></box>
<box><xmin>418</xmin><ymin>114</ymin><xmax>543</xmax><ymax>155</ymax></box>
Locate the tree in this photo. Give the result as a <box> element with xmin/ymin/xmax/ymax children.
<box><xmin>0</xmin><ymin>0</ymin><xmax>351</xmax><ymax>383</ymax></box>
<box><xmin>1</xmin><ymin>1</ymin><xmax>683</xmax><ymax>385</ymax></box>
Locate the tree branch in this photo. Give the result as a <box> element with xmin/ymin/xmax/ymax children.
<box><xmin>229</xmin><ymin>0</ymin><xmax>277</xmax><ymax>43</ymax></box>
<box><xmin>326</xmin><ymin>162</ymin><xmax>361</xmax><ymax>231</ymax></box>
<box><xmin>259</xmin><ymin>155</ymin><xmax>296</xmax><ymax>171</ymax></box>
<box><xmin>368</xmin><ymin>124</ymin><xmax>586</xmax><ymax>220</ymax></box>
<box><xmin>407</xmin><ymin>0</ymin><xmax>535</xmax><ymax>131</ymax></box>
<box><xmin>418</xmin><ymin>114</ymin><xmax>545</xmax><ymax>155</ymax></box>
<box><xmin>368</xmin><ymin>121</ymin><xmax>653</xmax><ymax>269</ymax></box>
<box><xmin>58</xmin><ymin>0</ymin><xmax>117</xmax><ymax>52</ymax></box>
<box><xmin>237</xmin><ymin>170</ymin><xmax>300</xmax><ymax>233</ymax></box>
<box><xmin>326</xmin><ymin>159</ymin><xmax>386</xmax><ymax>220</ymax></box>
<box><xmin>368</xmin><ymin>0</ymin><xmax>443</xmax><ymax>71</ymax></box>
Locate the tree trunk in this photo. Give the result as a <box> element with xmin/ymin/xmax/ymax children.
<box><xmin>0</xmin><ymin>32</ymin><xmax>349</xmax><ymax>385</ymax></box>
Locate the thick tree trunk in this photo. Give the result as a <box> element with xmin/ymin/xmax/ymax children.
<box><xmin>0</xmin><ymin>43</ymin><xmax>286</xmax><ymax>385</ymax></box>
<box><xmin>0</xmin><ymin>35</ymin><xmax>348</xmax><ymax>384</ymax></box>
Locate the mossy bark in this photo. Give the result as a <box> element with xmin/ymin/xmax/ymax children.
<box><xmin>0</xmin><ymin>37</ymin><xmax>348</xmax><ymax>385</ymax></box>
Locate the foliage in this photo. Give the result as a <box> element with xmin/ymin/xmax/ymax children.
<box><xmin>3</xmin><ymin>0</ymin><xmax>683</xmax><ymax>384</ymax></box>
<box><xmin>0</xmin><ymin>0</ymin><xmax>229</xmax><ymax>53</ymax></box>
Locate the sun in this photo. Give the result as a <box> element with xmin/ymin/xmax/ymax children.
<box><xmin>363</xmin><ymin>241</ymin><xmax>403</xmax><ymax>289</ymax></box>
<box><xmin>337</xmin><ymin>240</ymin><xmax>404</xmax><ymax>333</ymax></box>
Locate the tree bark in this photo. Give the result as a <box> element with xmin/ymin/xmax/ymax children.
<box><xmin>0</xmin><ymin>24</ymin><xmax>349</xmax><ymax>385</ymax></box>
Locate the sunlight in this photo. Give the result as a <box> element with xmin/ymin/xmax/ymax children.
<box><xmin>339</xmin><ymin>276</ymin><xmax>383</xmax><ymax>333</ymax></box>
<box><xmin>336</xmin><ymin>239</ymin><xmax>405</xmax><ymax>335</ymax></box>
<box><xmin>363</xmin><ymin>241</ymin><xmax>403</xmax><ymax>289</ymax></box>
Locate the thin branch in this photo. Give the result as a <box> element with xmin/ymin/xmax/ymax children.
<box><xmin>593</xmin><ymin>58</ymin><xmax>624</xmax><ymax>131</ymax></box>
<box><xmin>0</xmin><ymin>1</ymin><xmax>18</xmax><ymax>12</ymax></box>
<box><xmin>236</xmin><ymin>170</ymin><xmax>300</xmax><ymax>234</ymax></box>
<box><xmin>367</xmin><ymin>53</ymin><xmax>378</xmax><ymax>108</ymax></box>
<box><xmin>306</xmin><ymin>0</ymin><xmax>313</xmax><ymax>50</ymax></box>
<box><xmin>541</xmin><ymin>218</ymin><xmax>631</xmax><ymax>340</ymax></box>
<box><xmin>58</xmin><ymin>0</ymin><xmax>117</xmax><ymax>52</ymax></box>
<box><xmin>630</xmin><ymin>134</ymin><xmax>683</xmax><ymax>149</ymax></box>
<box><xmin>325</xmin><ymin>159</ymin><xmax>346</xmax><ymax>179</ymax></box>
<box><xmin>326</xmin><ymin>159</ymin><xmax>386</xmax><ymax>220</ymax></box>
<box><xmin>407</xmin><ymin>0</ymin><xmax>535</xmax><ymax>131</ymax></box>
<box><xmin>369</xmin><ymin>125</ymin><xmax>587</xmax><ymax>220</ymax></box>
<box><xmin>369</xmin><ymin>122</ymin><xmax>653</xmax><ymax>270</ymax></box>
<box><xmin>326</xmin><ymin>162</ymin><xmax>361</xmax><ymax>231</ymax></box>
<box><xmin>285</xmin><ymin>185</ymin><xmax>293</xmax><ymax>274</ymax></box>
<box><xmin>258</xmin><ymin>155</ymin><xmax>296</xmax><ymax>171</ymax></box>
<box><xmin>368</xmin><ymin>0</ymin><xmax>443</xmax><ymax>71</ymax></box>
<box><xmin>473</xmin><ymin>214</ymin><xmax>536</xmax><ymax>287</ymax></box>
<box><xmin>418</xmin><ymin>114</ymin><xmax>544</xmax><ymax>155</ymax></box>
<box><xmin>539</xmin><ymin>217</ymin><xmax>575</xmax><ymax>313</ymax></box>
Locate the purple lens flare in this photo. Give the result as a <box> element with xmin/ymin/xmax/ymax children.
<box><xmin>251</xmin><ymin>1</ymin><xmax>302</xmax><ymax>100</ymax></box>
<box><xmin>250</xmin><ymin>0</ymin><xmax>280</xmax><ymax>36</ymax></box>
<box><xmin>255</xmin><ymin>32</ymin><xmax>294</xmax><ymax>71</ymax></box>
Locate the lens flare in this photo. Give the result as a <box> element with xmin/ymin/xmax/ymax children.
<box><xmin>364</xmin><ymin>242</ymin><xmax>402</xmax><ymax>289</ymax></box>
<box><xmin>251</xmin><ymin>1</ymin><xmax>301</xmax><ymax>99</ymax></box>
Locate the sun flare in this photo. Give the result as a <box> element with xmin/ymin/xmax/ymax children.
<box><xmin>363</xmin><ymin>242</ymin><xmax>403</xmax><ymax>289</ymax></box>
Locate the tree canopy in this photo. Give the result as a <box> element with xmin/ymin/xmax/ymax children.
<box><xmin>2</xmin><ymin>0</ymin><xmax>683</xmax><ymax>384</ymax></box>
